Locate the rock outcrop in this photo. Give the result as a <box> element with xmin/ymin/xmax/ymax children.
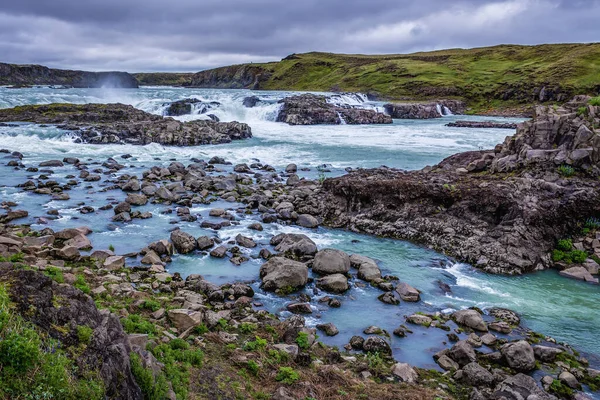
<box><xmin>0</xmin><ymin>103</ymin><xmax>251</xmax><ymax>146</ymax></box>
<box><xmin>163</xmin><ymin>98</ymin><xmax>220</xmax><ymax>116</ymax></box>
<box><xmin>491</xmin><ymin>96</ymin><xmax>600</xmax><ymax>175</ymax></box>
<box><xmin>0</xmin><ymin>62</ymin><xmax>138</xmax><ymax>88</ymax></box>
<box><xmin>383</xmin><ymin>100</ymin><xmax>465</xmax><ymax>119</ymax></box>
<box><xmin>447</xmin><ymin>120</ymin><xmax>518</xmax><ymax>129</ymax></box>
<box><xmin>0</xmin><ymin>266</ymin><xmax>142</xmax><ymax>399</ymax></box>
<box><xmin>296</xmin><ymin>96</ymin><xmax>600</xmax><ymax>274</ymax></box>
<box><xmin>276</xmin><ymin>94</ymin><xmax>392</xmax><ymax>125</ymax></box>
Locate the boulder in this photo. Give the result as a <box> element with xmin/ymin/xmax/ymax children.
<box><xmin>362</xmin><ymin>336</ymin><xmax>391</xmax><ymax>354</ymax></box>
<box><xmin>167</xmin><ymin>309</ymin><xmax>203</xmax><ymax>331</ymax></box>
<box><xmin>126</xmin><ymin>193</ymin><xmax>148</xmax><ymax>206</ymax></box>
<box><xmin>316</xmin><ymin>322</ymin><xmax>339</xmax><ymax>336</ymax></box>
<box><xmin>286</xmin><ymin>302</ymin><xmax>312</xmax><ymax>314</ymax></box>
<box><xmin>64</xmin><ymin>234</ymin><xmax>92</xmax><ymax>250</ymax></box>
<box><xmin>196</xmin><ymin>236</ymin><xmax>214</xmax><ymax>250</ymax></box>
<box><xmin>170</xmin><ymin>230</ymin><xmax>197</xmax><ymax>254</ymax></box>
<box><xmin>449</xmin><ymin>340</ymin><xmax>477</xmax><ymax>366</ymax></box>
<box><xmin>391</xmin><ymin>363</ymin><xmax>418</xmax><ymax>383</ymax></box>
<box><xmin>491</xmin><ymin>373</ymin><xmax>553</xmax><ymax>400</ymax></box>
<box><xmin>296</xmin><ymin>214</ymin><xmax>319</xmax><ymax>228</ymax></box>
<box><xmin>103</xmin><ymin>256</ymin><xmax>125</xmax><ymax>271</ymax></box>
<box><xmin>312</xmin><ymin>248</ymin><xmax>351</xmax><ymax>275</ymax></box>
<box><xmin>559</xmin><ymin>266</ymin><xmax>599</xmax><ymax>283</ymax></box>
<box><xmin>316</xmin><ymin>273</ymin><xmax>349</xmax><ymax>293</ymax></box>
<box><xmin>533</xmin><ymin>346</ymin><xmax>564</xmax><ymax>363</ymax></box>
<box><xmin>350</xmin><ymin>254</ymin><xmax>381</xmax><ymax>282</ymax></box>
<box><xmin>437</xmin><ymin>355</ymin><xmax>459</xmax><ymax>371</ymax></box>
<box><xmin>460</xmin><ymin>362</ymin><xmax>494</xmax><ymax>387</ymax></box>
<box><xmin>395</xmin><ymin>282</ymin><xmax>420</xmax><ymax>302</ymax></box>
<box><xmin>259</xmin><ymin>257</ymin><xmax>308</xmax><ymax>292</ymax></box>
<box><xmin>235</xmin><ymin>234</ymin><xmax>256</xmax><ymax>248</ymax></box>
<box><xmin>501</xmin><ymin>341</ymin><xmax>536</xmax><ymax>372</ymax></box>
<box><xmin>270</xmin><ymin>233</ymin><xmax>317</xmax><ymax>258</ymax></box>
<box><xmin>453</xmin><ymin>309</ymin><xmax>488</xmax><ymax>331</ymax></box>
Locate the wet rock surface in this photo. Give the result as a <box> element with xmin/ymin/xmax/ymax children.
<box><xmin>0</xmin><ymin>103</ymin><xmax>252</xmax><ymax>146</ymax></box>
<box><xmin>276</xmin><ymin>94</ymin><xmax>392</xmax><ymax>125</ymax></box>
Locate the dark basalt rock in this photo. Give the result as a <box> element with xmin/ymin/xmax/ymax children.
<box><xmin>0</xmin><ymin>266</ymin><xmax>142</xmax><ymax>399</ymax></box>
<box><xmin>383</xmin><ymin>100</ymin><xmax>465</xmax><ymax>119</ymax></box>
<box><xmin>163</xmin><ymin>98</ymin><xmax>221</xmax><ymax>116</ymax></box>
<box><xmin>0</xmin><ymin>62</ymin><xmax>138</xmax><ymax>88</ymax></box>
<box><xmin>0</xmin><ymin>103</ymin><xmax>251</xmax><ymax>146</ymax></box>
<box><xmin>446</xmin><ymin>120</ymin><xmax>518</xmax><ymax>129</ymax></box>
<box><xmin>295</xmin><ymin>96</ymin><xmax>600</xmax><ymax>274</ymax></box>
<box><xmin>276</xmin><ymin>94</ymin><xmax>392</xmax><ymax>125</ymax></box>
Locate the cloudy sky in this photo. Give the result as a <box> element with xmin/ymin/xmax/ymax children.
<box><xmin>0</xmin><ymin>0</ymin><xmax>598</xmax><ymax>72</ymax></box>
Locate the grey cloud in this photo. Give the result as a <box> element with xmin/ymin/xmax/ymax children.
<box><xmin>0</xmin><ymin>0</ymin><xmax>598</xmax><ymax>72</ymax></box>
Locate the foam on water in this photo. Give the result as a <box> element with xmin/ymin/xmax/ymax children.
<box><xmin>2</xmin><ymin>86</ymin><xmax>600</xmax><ymax>377</ymax></box>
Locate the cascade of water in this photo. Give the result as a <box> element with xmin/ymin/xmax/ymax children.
<box><xmin>436</xmin><ymin>104</ymin><xmax>443</xmax><ymax>116</ymax></box>
<box><xmin>337</xmin><ymin>111</ymin><xmax>347</xmax><ymax>125</ymax></box>
<box><xmin>443</xmin><ymin>106</ymin><xmax>453</xmax><ymax>116</ymax></box>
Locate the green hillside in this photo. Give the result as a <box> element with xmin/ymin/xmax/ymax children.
<box><xmin>187</xmin><ymin>43</ymin><xmax>600</xmax><ymax>111</ymax></box>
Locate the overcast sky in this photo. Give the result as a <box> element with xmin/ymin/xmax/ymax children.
<box><xmin>0</xmin><ymin>0</ymin><xmax>598</xmax><ymax>72</ymax></box>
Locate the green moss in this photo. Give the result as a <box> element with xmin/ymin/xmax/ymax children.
<box><xmin>77</xmin><ymin>325</ymin><xmax>93</xmax><ymax>345</ymax></box>
<box><xmin>140</xmin><ymin>299</ymin><xmax>161</xmax><ymax>312</ymax></box>
<box><xmin>74</xmin><ymin>274</ymin><xmax>91</xmax><ymax>294</ymax></box>
<box><xmin>243</xmin><ymin>336</ymin><xmax>268</xmax><ymax>351</ymax></box>
<box><xmin>549</xmin><ymin>379</ymin><xmax>574</xmax><ymax>398</ymax></box>
<box><xmin>557</xmin><ymin>165</ymin><xmax>575</xmax><ymax>177</ymax></box>
<box><xmin>589</xmin><ymin>96</ymin><xmax>600</xmax><ymax>106</ymax></box>
<box><xmin>44</xmin><ymin>266</ymin><xmax>65</xmax><ymax>283</ymax></box>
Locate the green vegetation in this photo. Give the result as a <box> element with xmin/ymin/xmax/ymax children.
<box><xmin>0</xmin><ymin>252</ymin><xmax>25</xmax><ymax>263</ymax></box>
<box><xmin>77</xmin><ymin>325</ymin><xmax>93</xmax><ymax>345</ymax></box>
<box><xmin>150</xmin><ymin>341</ymin><xmax>204</xmax><ymax>399</ymax></box>
<box><xmin>557</xmin><ymin>164</ymin><xmax>575</xmax><ymax>177</ymax></box>
<box><xmin>552</xmin><ymin>239</ymin><xmax>588</xmax><ymax>264</ymax></box>
<box><xmin>243</xmin><ymin>336</ymin><xmax>268</xmax><ymax>351</ymax></box>
<box><xmin>133</xmin><ymin>72</ymin><xmax>195</xmax><ymax>86</ymax></box>
<box><xmin>74</xmin><ymin>274</ymin><xmax>91</xmax><ymax>294</ymax></box>
<box><xmin>130</xmin><ymin>352</ymin><xmax>170</xmax><ymax>400</ymax></box>
<box><xmin>186</xmin><ymin>44</ymin><xmax>600</xmax><ymax>112</ymax></box>
<box><xmin>275</xmin><ymin>366</ymin><xmax>300</xmax><ymax>385</ymax></box>
<box><xmin>140</xmin><ymin>299</ymin><xmax>161</xmax><ymax>312</ymax></box>
<box><xmin>589</xmin><ymin>96</ymin><xmax>600</xmax><ymax>106</ymax></box>
<box><xmin>0</xmin><ymin>284</ymin><xmax>105</xmax><ymax>399</ymax></box>
<box><xmin>296</xmin><ymin>331</ymin><xmax>310</xmax><ymax>350</ymax></box>
<box><xmin>44</xmin><ymin>266</ymin><xmax>65</xmax><ymax>283</ymax></box>
<box><xmin>121</xmin><ymin>314</ymin><xmax>157</xmax><ymax>335</ymax></box>
<box><xmin>549</xmin><ymin>379</ymin><xmax>574</xmax><ymax>398</ymax></box>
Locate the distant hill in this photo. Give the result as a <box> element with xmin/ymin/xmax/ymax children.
<box><xmin>0</xmin><ymin>63</ymin><xmax>138</xmax><ymax>88</ymax></box>
<box><xmin>185</xmin><ymin>43</ymin><xmax>600</xmax><ymax>111</ymax></box>
<box><xmin>133</xmin><ymin>72</ymin><xmax>195</xmax><ymax>87</ymax></box>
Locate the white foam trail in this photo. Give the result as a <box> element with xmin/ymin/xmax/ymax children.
<box><xmin>337</xmin><ymin>111</ymin><xmax>347</xmax><ymax>125</ymax></box>
<box><xmin>443</xmin><ymin>106</ymin><xmax>453</xmax><ymax>116</ymax></box>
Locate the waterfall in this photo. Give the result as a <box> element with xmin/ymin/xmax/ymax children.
<box><xmin>443</xmin><ymin>106</ymin><xmax>453</xmax><ymax>116</ymax></box>
<box><xmin>337</xmin><ymin>111</ymin><xmax>347</xmax><ymax>125</ymax></box>
<box><xmin>436</xmin><ymin>104</ymin><xmax>443</xmax><ymax>116</ymax></box>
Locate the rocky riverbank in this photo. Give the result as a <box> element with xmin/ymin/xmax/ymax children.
<box><xmin>276</xmin><ymin>94</ymin><xmax>392</xmax><ymax>125</ymax></box>
<box><xmin>294</xmin><ymin>96</ymin><xmax>600</xmax><ymax>275</ymax></box>
<box><xmin>1</xmin><ymin>180</ymin><xmax>598</xmax><ymax>400</ymax></box>
<box><xmin>0</xmin><ymin>103</ymin><xmax>251</xmax><ymax>145</ymax></box>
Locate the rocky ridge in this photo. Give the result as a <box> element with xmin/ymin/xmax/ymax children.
<box><xmin>0</xmin><ymin>103</ymin><xmax>251</xmax><ymax>145</ymax></box>
<box><xmin>0</xmin><ymin>62</ymin><xmax>139</xmax><ymax>88</ymax></box>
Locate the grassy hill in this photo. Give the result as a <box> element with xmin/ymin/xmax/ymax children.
<box><xmin>133</xmin><ymin>72</ymin><xmax>195</xmax><ymax>86</ymax></box>
<box><xmin>186</xmin><ymin>43</ymin><xmax>600</xmax><ymax>112</ymax></box>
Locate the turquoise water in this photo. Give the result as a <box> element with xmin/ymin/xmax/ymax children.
<box><xmin>0</xmin><ymin>86</ymin><xmax>598</xmax><ymax>375</ymax></box>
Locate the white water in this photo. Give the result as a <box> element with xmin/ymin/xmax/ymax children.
<box><xmin>1</xmin><ymin>87</ymin><xmax>599</xmax><ymax>385</ymax></box>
